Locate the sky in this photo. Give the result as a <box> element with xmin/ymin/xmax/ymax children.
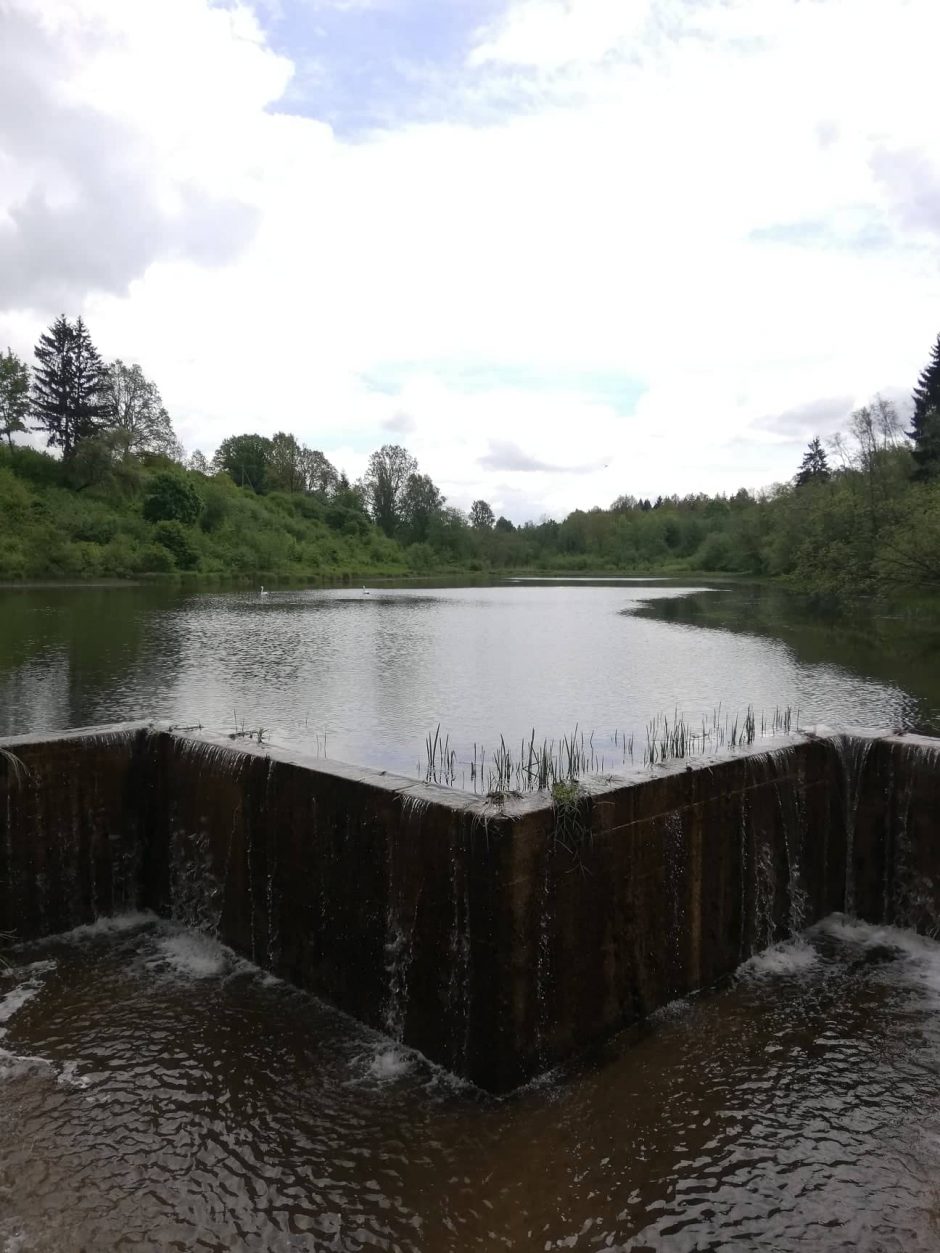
<box><xmin>2</xmin><ymin>0</ymin><xmax>940</xmax><ymax>523</ymax></box>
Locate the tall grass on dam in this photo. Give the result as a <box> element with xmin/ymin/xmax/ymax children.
<box><xmin>423</xmin><ymin>705</ymin><xmax>799</xmax><ymax>794</ymax></box>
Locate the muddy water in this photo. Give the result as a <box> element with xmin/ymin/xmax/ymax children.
<box><xmin>2</xmin><ymin>917</ymin><xmax>940</xmax><ymax>1252</ymax></box>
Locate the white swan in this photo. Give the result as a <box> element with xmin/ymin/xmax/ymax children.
<box><xmin>260</xmin><ymin>586</ymin><xmax>268</xmax><ymax>596</ymax></box>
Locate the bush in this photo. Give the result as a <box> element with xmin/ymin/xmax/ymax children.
<box><xmin>152</xmin><ymin>520</ymin><xmax>200</xmax><ymax>569</ymax></box>
<box><xmin>143</xmin><ymin>472</ymin><xmax>202</xmax><ymax>524</ymax></box>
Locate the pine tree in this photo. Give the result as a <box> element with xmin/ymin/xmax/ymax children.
<box><xmin>795</xmin><ymin>437</ymin><xmax>831</xmax><ymax>487</ymax></box>
<box><xmin>909</xmin><ymin>333</ymin><xmax>940</xmax><ymax>480</ymax></box>
<box><xmin>31</xmin><ymin>315</ymin><xmax>112</xmax><ymax>458</ymax></box>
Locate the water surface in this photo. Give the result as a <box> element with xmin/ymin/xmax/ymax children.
<box><xmin>2</xmin><ymin>916</ymin><xmax>940</xmax><ymax>1251</ymax></box>
<box><xmin>1</xmin><ymin>580</ymin><xmax>934</xmax><ymax>777</ymax></box>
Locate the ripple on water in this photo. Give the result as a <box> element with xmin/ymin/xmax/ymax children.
<box><xmin>1</xmin><ymin>917</ymin><xmax>940</xmax><ymax>1251</ymax></box>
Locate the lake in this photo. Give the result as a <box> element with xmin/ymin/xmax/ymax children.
<box><xmin>0</xmin><ymin>578</ymin><xmax>936</xmax><ymax>780</ymax></box>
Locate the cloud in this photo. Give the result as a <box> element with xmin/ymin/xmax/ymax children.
<box><xmin>382</xmin><ymin>411</ymin><xmax>417</xmax><ymax>434</ymax></box>
<box><xmin>2</xmin><ymin>0</ymin><xmax>940</xmax><ymax>522</ymax></box>
<box><xmin>870</xmin><ymin>146</ymin><xmax>940</xmax><ymax>237</ymax></box>
<box><xmin>469</xmin><ymin>0</ymin><xmax>651</xmax><ymax>69</ymax></box>
<box><xmin>0</xmin><ymin>1</ymin><xmax>275</xmax><ymax>312</ymax></box>
<box><xmin>478</xmin><ymin>439</ymin><xmax>604</xmax><ymax>474</ymax></box>
<box><xmin>753</xmin><ymin>397</ymin><xmax>855</xmax><ymax>443</ymax></box>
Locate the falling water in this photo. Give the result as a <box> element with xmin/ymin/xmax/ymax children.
<box><xmin>834</xmin><ymin>734</ymin><xmax>874</xmax><ymax>916</ymax></box>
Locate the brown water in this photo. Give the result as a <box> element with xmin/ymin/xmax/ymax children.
<box><xmin>3</xmin><ymin>915</ymin><xmax>940</xmax><ymax>1252</ymax></box>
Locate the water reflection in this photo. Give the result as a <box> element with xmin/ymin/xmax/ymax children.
<box><xmin>0</xmin><ymin>580</ymin><xmax>933</xmax><ymax>774</ymax></box>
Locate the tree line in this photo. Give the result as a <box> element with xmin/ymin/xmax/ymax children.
<box><xmin>1</xmin><ymin>316</ymin><xmax>940</xmax><ymax>593</ymax></box>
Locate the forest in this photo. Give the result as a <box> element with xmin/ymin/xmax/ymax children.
<box><xmin>2</xmin><ymin>316</ymin><xmax>940</xmax><ymax>597</ymax></box>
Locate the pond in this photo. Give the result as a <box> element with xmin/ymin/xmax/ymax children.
<box><xmin>0</xmin><ymin>578</ymin><xmax>936</xmax><ymax>779</ymax></box>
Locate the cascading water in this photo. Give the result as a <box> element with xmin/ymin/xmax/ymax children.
<box><xmin>445</xmin><ymin>838</ymin><xmax>472</xmax><ymax>1074</ymax></box>
<box><xmin>833</xmin><ymin>733</ymin><xmax>874</xmax><ymax>916</ymax></box>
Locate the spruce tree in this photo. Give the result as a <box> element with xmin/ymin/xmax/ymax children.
<box><xmin>795</xmin><ymin>437</ymin><xmax>831</xmax><ymax>486</ymax></box>
<box><xmin>31</xmin><ymin>315</ymin><xmax>112</xmax><ymax>458</ymax></box>
<box><xmin>908</xmin><ymin>333</ymin><xmax>940</xmax><ymax>480</ymax></box>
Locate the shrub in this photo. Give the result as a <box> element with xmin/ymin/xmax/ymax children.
<box><xmin>143</xmin><ymin>472</ymin><xmax>202</xmax><ymax>524</ymax></box>
<box><xmin>152</xmin><ymin>520</ymin><xmax>200</xmax><ymax>569</ymax></box>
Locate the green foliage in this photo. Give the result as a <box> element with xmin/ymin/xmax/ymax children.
<box><xmin>31</xmin><ymin>315</ymin><xmax>113</xmax><ymax>458</ymax></box>
<box><xmin>105</xmin><ymin>359</ymin><xmax>181</xmax><ymax>460</ymax></box>
<box><xmin>152</xmin><ymin>520</ymin><xmax>200</xmax><ymax>569</ymax></box>
<box><xmin>910</xmin><ymin>334</ymin><xmax>940</xmax><ymax>480</ymax></box>
<box><xmin>795</xmin><ymin>437</ymin><xmax>831</xmax><ymax>486</ymax></box>
<box><xmin>0</xmin><ymin>348</ymin><xmax>30</xmax><ymax>448</ymax></box>
<box><xmin>363</xmin><ymin>443</ymin><xmax>418</xmax><ymax>536</ymax></box>
<box><xmin>143</xmin><ymin>471</ymin><xmax>203</xmax><ymax>524</ymax></box>
<box><xmin>212</xmin><ymin>433</ymin><xmax>273</xmax><ymax>492</ymax></box>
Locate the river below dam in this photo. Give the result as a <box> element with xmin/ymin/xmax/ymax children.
<box><xmin>2</xmin><ymin>913</ymin><xmax>940</xmax><ymax>1252</ymax></box>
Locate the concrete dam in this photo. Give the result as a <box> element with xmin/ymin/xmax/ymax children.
<box><xmin>2</xmin><ymin>723</ymin><xmax>939</xmax><ymax>1094</ymax></box>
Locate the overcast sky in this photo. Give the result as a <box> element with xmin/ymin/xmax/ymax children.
<box><xmin>2</xmin><ymin>0</ymin><xmax>939</xmax><ymax>522</ymax></box>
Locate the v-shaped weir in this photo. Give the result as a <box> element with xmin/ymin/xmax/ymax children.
<box><xmin>2</xmin><ymin>723</ymin><xmax>939</xmax><ymax>1093</ymax></box>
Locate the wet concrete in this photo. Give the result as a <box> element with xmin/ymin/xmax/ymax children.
<box><xmin>1</xmin><ymin>725</ymin><xmax>938</xmax><ymax>1092</ymax></box>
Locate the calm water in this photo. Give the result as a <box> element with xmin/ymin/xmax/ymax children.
<box><xmin>3</xmin><ymin>916</ymin><xmax>940</xmax><ymax>1251</ymax></box>
<box><xmin>0</xmin><ymin>579</ymin><xmax>935</xmax><ymax>777</ymax></box>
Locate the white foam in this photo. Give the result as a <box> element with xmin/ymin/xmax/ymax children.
<box><xmin>366</xmin><ymin>1047</ymin><xmax>413</xmax><ymax>1080</ymax></box>
<box><xmin>739</xmin><ymin>938</ymin><xmax>820</xmax><ymax>979</ymax></box>
<box><xmin>0</xmin><ymin>1046</ymin><xmax>54</xmax><ymax>1083</ymax></box>
<box><xmin>154</xmin><ymin>931</ymin><xmax>229</xmax><ymax>979</ymax></box>
<box><xmin>0</xmin><ymin>982</ymin><xmax>42</xmax><ymax>1028</ymax></box>
<box><xmin>54</xmin><ymin>911</ymin><xmax>156</xmax><ymax>943</ymax></box>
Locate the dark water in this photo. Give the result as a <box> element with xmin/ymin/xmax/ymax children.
<box><xmin>3</xmin><ymin>916</ymin><xmax>940</xmax><ymax>1251</ymax></box>
<box><xmin>0</xmin><ymin>580</ymin><xmax>935</xmax><ymax>776</ymax></box>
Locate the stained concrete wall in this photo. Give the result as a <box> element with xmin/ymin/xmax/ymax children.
<box><xmin>0</xmin><ymin>724</ymin><xmax>147</xmax><ymax>940</ymax></box>
<box><xmin>1</xmin><ymin>725</ymin><xmax>938</xmax><ymax>1092</ymax></box>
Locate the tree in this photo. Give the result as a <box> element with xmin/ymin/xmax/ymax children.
<box><xmin>188</xmin><ymin>450</ymin><xmax>210</xmax><ymax>474</ymax></box>
<box><xmin>267</xmin><ymin>431</ymin><xmax>306</xmax><ymax>493</ymax></box>
<box><xmin>0</xmin><ymin>348</ymin><xmax>29</xmax><ymax>449</ymax></box>
<box><xmin>104</xmin><ymin>360</ymin><xmax>179</xmax><ymax>460</ymax></box>
<box><xmin>299</xmin><ymin>447</ymin><xmax>339</xmax><ymax>497</ymax></box>
<box><xmin>795</xmin><ymin>437</ymin><xmax>831</xmax><ymax>487</ymax></box>
<box><xmin>212</xmin><ymin>433</ymin><xmax>272</xmax><ymax>492</ymax></box>
<box><xmin>909</xmin><ymin>333</ymin><xmax>940</xmax><ymax>480</ymax></box>
<box><xmin>362</xmin><ymin>444</ymin><xmax>418</xmax><ymax>535</ymax></box>
<box><xmin>494</xmin><ymin>516</ymin><xmax>515</xmax><ymax>533</ymax></box>
<box><xmin>31</xmin><ymin>316</ymin><xmax>113</xmax><ymax>458</ymax></box>
<box><xmin>400</xmin><ymin>471</ymin><xmax>444</xmax><ymax>542</ymax></box>
<box><xmin>143</xmin><ymin>471</ymin><xmax>203</xmax><ymax>524</ymax></box>
<box><xmin>469</xmin><ymin>499</ymin><xmax>495</xmax><ymax>530</ymax></box>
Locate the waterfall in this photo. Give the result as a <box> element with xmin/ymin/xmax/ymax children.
<box><xmin>445</xmin><ymin>836</ymin><xmax>472</xmax><ymax>1074</ymax></box>
<box><xmin>833</xmin><ymin>734</ymin><xmax>874</xmax><ymax>917</ymax></box>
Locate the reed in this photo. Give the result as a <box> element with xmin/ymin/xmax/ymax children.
<box><xmin>424</xmin><ymin>705</ymin><xmax>799</xmax><ymax>794</ymax></box>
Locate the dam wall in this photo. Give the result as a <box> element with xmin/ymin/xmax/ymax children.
<box><xmin>1</xmin><ymin>725</ymin><xmax>938</xmax><ymax>1092</ymax></box>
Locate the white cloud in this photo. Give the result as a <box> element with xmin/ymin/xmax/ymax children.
<box><xmin>2</xmin><ymin>0</ymin><xmax>940</xmax><ymax>519</ymax></box>
<box><xmin>469</xmin><ymin>0</ymin><xmax>651</xmax><ymax>69</ymax></box>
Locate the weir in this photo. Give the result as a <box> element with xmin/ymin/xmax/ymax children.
<box><xmin>1</xmin><ymin>724</ymin><xmax>939</xmax><ymax>1093</ymax></box>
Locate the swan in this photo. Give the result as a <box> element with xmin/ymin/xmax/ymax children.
<box><xmin>260</xmin><ymin>586</ymin><xmax>268</xmax><ymax>596</ymax></box>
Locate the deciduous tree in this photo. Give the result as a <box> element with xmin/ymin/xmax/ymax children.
<box><xmin>469</xmin><ymin>499</ymin><xmax>495</xmax><ymax>530</ymax></box>
<box><xmin>212</xmin><ymin>433</ymin><xmax>272</xmax><ymax>492</ymax></box>
<box><xmin>400</xmin><ymin>471</ymin><xmax>444</xmax><ymax>542</ymax></box>
<box><xmin>363</xmin><ymin>443</ymin><xmax>417</xmax><ymax>535</ymax></box>
<box><xmin>105</xmin><ymin>360</ymin><xmax>180</xmax><ymax>460</ymax></box>
<box><xmin>0</xmin><ymin>348</ymin><xmax>29</xmax><ymax>449</ymax></box>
